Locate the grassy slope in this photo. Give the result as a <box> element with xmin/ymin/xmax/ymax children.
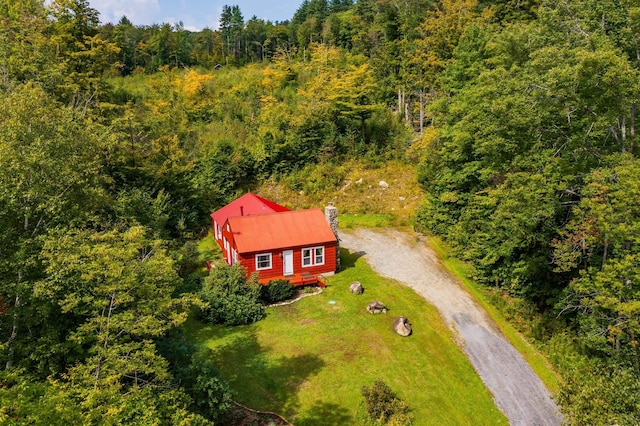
<box><xmin>260</xmin><ymin>159</ymin><xmax>561</xmax><ymax>394</ymax></box>
<box><xmin>186</xmin><ymin>248</ymin><xmax>507</xmax><ymax>425</ymax></box>
<box><xmin>257</xmin><ymin>159</ymin><xmax>423</xmax><ymax>226</ymax></box>
<box><xmin>193</xmin><ymin>160</ymin><xmax>558</xmax><ymax>422</ymax></box>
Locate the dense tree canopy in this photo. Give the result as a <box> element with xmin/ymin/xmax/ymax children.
<box><xmin>1</xmin><ymin>0</ymin><xmax>639</xmax><ymax>422</ymax></box>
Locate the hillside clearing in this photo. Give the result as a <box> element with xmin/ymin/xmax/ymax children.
<box><xmin>256</xmin><ymin>160</ymin><xmax>423</xmax><ymax>225</ymax></box>
<box><xmin>186</xmin><ymin>247</ymin><xmax>506</xmax><ymax>425</ymax></box>
<box><xmin>339</xmin><ymin>228</ymin><xmax>562</xmax><ymax>426</ymax></box>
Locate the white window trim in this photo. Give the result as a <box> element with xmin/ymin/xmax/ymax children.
<box><xmin>255</xmin><ymin>253</ymin><xmax>272</xmax><ymax>270</ymax></box>
<box><xmin>232</xmin><ymin>248</ymin><xmax>238</xmax><ymax>265</ymax></box>
<box><xmin>302</xmin><ymin>246</ymin><xmax>325</xmax><ymax>267</ymax></box>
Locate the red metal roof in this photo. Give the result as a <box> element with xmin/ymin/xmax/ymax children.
<box><xmin>210</xmin><ymin>193</ymin><xmax>289</xmax><ymax>226</ymax></box>
<box><xmin>228</xmin><ymin>209</ymin><xmax>337</xmax><ymax>254</ymax></box>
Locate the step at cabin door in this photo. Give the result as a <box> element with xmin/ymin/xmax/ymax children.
<box><xmin>283</xmin><ymin>250</ymin><xmax>293</xmax><ymax>276</ymax></box>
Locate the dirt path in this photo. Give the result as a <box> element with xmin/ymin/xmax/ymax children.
<box><xmin>339</xmin><ymin>228</ymin><xmax>561</xmax><ymax>426</ymax></box>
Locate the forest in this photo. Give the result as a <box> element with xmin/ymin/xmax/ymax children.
<box><xmin>0</xmin><ymin>0</ymin><xmax>639</xmax><ymax>424</ymax></box>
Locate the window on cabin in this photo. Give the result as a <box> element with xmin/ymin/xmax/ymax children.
<box><xmin>302</xmin><ymin>246</ymin><xmax>324</xmax><ymax>267</ymax></box>
<box><xmin>256</xmin><ymin>253</ymin><xmax>272</xmax><ymax>270</ymax></box>
<box><xmin>232</xmin><ymin>249</ymin><xmax>238</xmax><ymax>265</ymax></box>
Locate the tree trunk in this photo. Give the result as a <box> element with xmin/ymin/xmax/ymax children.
<box><xmin>5</xmin><ymin>293</ymin><xmax>20</xmax><ymax>370</ymax></box>
<box><xmin>404</xmin><ymin>98</ymin><xmax>410</xmax><ymax>126</ymax></box>
<box><xmin>620</xmin><ymin>116</ymin><xmax>627</xmax><ymax>153</ymax></box>
<box><xmin>610</xmin><ymin>125</ymin><xmax>620</xmax><ymax>149</ymax></box>
<box><xmin>94</xmin><ymin>291</ymin><xmax>116</xmax><ymax>386</ymax></box>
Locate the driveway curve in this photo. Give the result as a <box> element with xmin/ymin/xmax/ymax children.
<box><xmin>339</xmin><ymin>228</ymin><xmax>561</xmax><ymax>426</ymax></box>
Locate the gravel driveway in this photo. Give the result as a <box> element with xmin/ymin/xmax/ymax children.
<box><xmin>339</xmin><ymin>228</ymin><xmax>562</xmax><ymax>426</ymax></box>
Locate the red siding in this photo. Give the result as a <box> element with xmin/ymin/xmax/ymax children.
<box><xmin>240</xmin><ymin>242</ymin><xmax>337</xmax><ymax>281</ymax></box>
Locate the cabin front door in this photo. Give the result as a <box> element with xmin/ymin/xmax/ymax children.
<box><xmin>283</xmin><ymin>250</ymin><xmax>293</xmax><ymax>276</ymax></box>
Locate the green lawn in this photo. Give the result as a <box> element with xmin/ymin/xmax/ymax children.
<box><xmin>338</xmin><ymin>213</ymin><xmax>399</xmax><ymax>228</ymax></box>
<box><xmin>197</xmin><ymin>230</ymin><xmax>220</xmax><ymax>263</ymax></box>
<box><xmin>185</xmin><ymin>248</ymin><xmax>508</xmax><ymax>425</ymax></box>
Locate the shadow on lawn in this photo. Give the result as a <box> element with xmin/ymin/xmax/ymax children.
<box><xmin>205</xmin><ymin>327</ymin><xmax>327</xmax><ymax>420</ymax></box>
<box><xmin>339</xmin><ymin>247</ymin><xmax>366</xmax><ymax>269</ymax></box>
<box><xmin>296</xmin><ymin>401</ymin><xmax>354</xmax><ymax>425</ymax></box>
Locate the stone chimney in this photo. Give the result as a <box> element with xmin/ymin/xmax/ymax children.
<box><xmin>325</xmin><ymin>202</ymin><xmax>340</xmax><ymax>270</ymax></box>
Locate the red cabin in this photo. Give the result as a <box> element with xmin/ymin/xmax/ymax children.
<box><xmin>210</xmin><ymin>192</ymin><xmax>289</xmax><ymax>249</ymax></box>
<box><xmin>220</xmin><ymin>209</ymin><xmax>338</xmax><ymax>286</ymax></box>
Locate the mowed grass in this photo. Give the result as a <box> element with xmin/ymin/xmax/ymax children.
<box><xmin>185</xmin><ymin>249</ymin><xmax>508</xmax><ymax>425</ymax></box>
<box><xmin>338</xmin><ymin>213</ymin><xmax>399</xmax><ymax>229</ymax></box>
<box><xmin>197</xmin><ymin>230</ymin><xmax>218</xmax><ymax>262</ymax></box>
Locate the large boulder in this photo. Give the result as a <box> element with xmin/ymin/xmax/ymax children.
<box><xmin>349</xmin><ymin>281</ymin><xmax>364</xmax><ymax>294</ymax></box>
<box><xmin>393</xmin><ymin>317</ymin><xmax>412</xmax><ymax>336</ymax></box>
<box><xmin>367</xmin><ymin>301</ymin><xmax>387</xmax><ymax>314</ymax></box>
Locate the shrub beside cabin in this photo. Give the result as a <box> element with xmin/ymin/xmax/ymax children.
<box><xmin>210</xmin><ymin>193</ymin><xmax>339</xmax><ymax>286</ymax></box>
